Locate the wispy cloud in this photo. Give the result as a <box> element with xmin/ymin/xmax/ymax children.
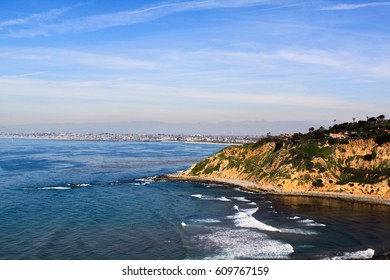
<box><xmin>320</xmin><ymin>1</ymin><xmax>390</xmax><ymax>11</ymax></box>
<box><xmin>0</xmin><ymin>4</ymin><xmax>83</xmax><ymax>30</ymax></box>
<box><xmin>5</xmin><ymin>0</ymin><xmax>286</xmax><ymax>37</ymax></box>
<box><xmin>1</xmin><ymin>71</ymin><xmax>48</xmax><ymax>79</ymax></box>
<box><xmin>182</xmin><ymin>48</ymin><xmax>344</xmax><ymax>68</ymax></box>
<box><xmin>0</xmin><ymin>74</ymin><xmax>377</xmax><ymax>111</ymax></box>
<box><xmin>0</xmin><ymin>48</ymin><xmax>157</xmax><ymax>70</ymax></box>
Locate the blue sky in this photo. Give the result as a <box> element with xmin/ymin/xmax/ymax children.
<box><xmin>0</xmin><ymin>0</ymin><xmax>389</xmax><ymax>128</ymax></box>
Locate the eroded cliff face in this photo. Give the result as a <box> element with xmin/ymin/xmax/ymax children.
<box><xmin>184</xmin><ymin>139</ymin><xmax>390</xmax><ymax>198</ymax></box>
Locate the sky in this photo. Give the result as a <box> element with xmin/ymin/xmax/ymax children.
<box><xmin>0</xmin><ymin>0</ymin><xmax>389</xmax><ymax>131</ymax></box>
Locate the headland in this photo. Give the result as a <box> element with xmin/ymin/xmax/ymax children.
<box><xmin>158</xmin><ymin>116</ymin><xmax>390</xmax><ymax>206</ymax></box>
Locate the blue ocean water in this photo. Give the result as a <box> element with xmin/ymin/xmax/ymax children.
<box><xmin>0</xmin><ymin>138</ymin><xmax>389</xmax><ymax>260</ymax></box>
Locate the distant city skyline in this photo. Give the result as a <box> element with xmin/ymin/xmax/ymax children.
<box><xmin>1</xmin><ymin>1</ymin><xmax>389</xmax><ymax>130</ymax></box>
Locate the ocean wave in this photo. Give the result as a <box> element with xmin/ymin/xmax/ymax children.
<box><xmin>234</xmin><ymin>188</ymin><xmax>256</xmax><ymax>194</ymax></box>
<box><xmin>331</xmin><ymin>248</ymin><xmax>375</xmax><ymax>260</ymax></box>
<box><xmin>214</xmin><ymin>196</ymin><xmax>232</xmax><ymax>202</ymax></box>
<box><xmin>42</xmin><ymin>186</ymin><xmax>72</xmax><ymax>190</ymax></box>
<box><xmin>190</xmin><ymin>218</ymin><xmax>221</xmax><ymax>224</ymax></box>
<box><xmin>298</xmin><ymin>219</ymin><xmax>326</xmax><ymax>227</ymax></box>
<box><xmin>194</xmin><ymin>228</ymin><xmax>293</xmax><ymax>259</ymax></box>
<box><xmin>227</xmin><ymin>208</ymin><xmax>280</xmax><ymax>232</ymax></box>
<box><xmin>288</xmin><ymin>216</ymin><xmax>301</xmax><ymax>220</ymax></box>
<box><xmin>67</xmin><ymin>183</ymin><xmax>90</xmax><ymax>187</ymax></box>
<box><xmin>23</xmin><ymin>186</ymin><xmax>71</xmax><ymax>191</ymax></box>
<box><xmin>110</xmin><ymin>180</ymin><xmax>121</xmax><ymax>185</ymax></box>
<box><xmin>191</xmin><ymin>194</ymin><xmax>232</xmax><ymax>201</ymax></box>
<box><xmin>131</xmin><ymin>181</ymin><xmax>151</xmax><ymax>186</ymax></box>
<box><xmin>231</xmin><ymin>197</ymin><xmax>250</xmax><ymax>202</ymax></box>
<box><xmin>278</xmin><ymin>228</ymin><xmax>319</xmax><ymax>235</ymax></box>
<box><xmin>240</xmin><ymin>207</ymin><xmax>259</xmax><ymax>216</ymax></box>
<box><xmin>131</xmin><ymin>177</ymin><xmax>157</xmax><ymax>186</ymax></box>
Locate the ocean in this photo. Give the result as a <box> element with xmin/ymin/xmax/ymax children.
<box><xmin>0</xmin><ymin>138</ymin><xmax>389</xmax><ymax>260</ymax></box>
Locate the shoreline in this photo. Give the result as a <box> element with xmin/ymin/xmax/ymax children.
<box><xmin>0</xmin><ymin>136</ymin><xmax>239</xmax><ymax>145</ymax></box>
<box><xmin>156</xmin><ymin>174</ymin><xmax>390</xmax><ymax>206</ymax></box>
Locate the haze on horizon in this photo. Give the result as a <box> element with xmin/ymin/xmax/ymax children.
<box><xmin>0</xmin><ymin>0</ymin><xmax>389</xmax><ymax>132</ymax></box>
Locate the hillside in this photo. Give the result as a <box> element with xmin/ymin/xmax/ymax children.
<box><xmin>182</xmin><ymin>116</ymin><xmax>390</xmax><ymax>199</ymax></box>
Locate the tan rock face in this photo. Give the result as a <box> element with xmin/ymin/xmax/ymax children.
<box><xmin>186</xmin><ymin>139</ymin><xmax>390</xmax><ymax>199</ymax></box>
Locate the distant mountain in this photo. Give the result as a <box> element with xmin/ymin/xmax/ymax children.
<box><xmin>0</xmin><ymin>120</ymin><xmax>333</xmax><ymax>135</ymax></box>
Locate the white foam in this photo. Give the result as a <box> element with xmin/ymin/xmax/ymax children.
<box><xmin>191</xmin><ymin>218</ymin><xmax>221</xmax><ymax>224</ymax></box>
<box><xmin>227</xmin><ymin>212</ymin><xmax>251</xmax><ymax>219</ymax></box>
<box><xmin>331</xmin><ymin>248</ymin><xmax>375</xmax><ymax>260</ymax></box>
<box><xmin>278</xmin><ymin>228</ymin><xmax>319</xmax><ymax>235</ymax></box>
<box><xmin>233</xmin><ymin>205</ymin><xmax>239</xmax><ymax>211</ymax></box>
<box><xmin>298</xmin><ymin>219</ymin><xmax>326</xmax><ymax>227</ymax></box>
<box><xmin>67</xmin><ymin>183</ymin><xmax>90</xmax><ymax>187</ymax></box>
<box><xmin>132</xmin><ymin>181</ymin><xmax>151</xmax><ymax>186</ymax></box>
<box><xmin>216</xmin><ymin>196</ymin><xmax>232</xmax><ymax>202</ymax></box>
<box><xmin>299</xmin><ymin>219</ymin><xmax>314</xmax><ymax>223</ymax></box>
<box><xmin>235</xmin><ymin>216</ymin><xmax>281</xmax><ymax>232</ymax></box>
<box><xmin>247</xmin><ymin>202</ymin><xmax>257</xmax><ymax>206</ymax></box>
<box><xmin>191</xmin><ymin>194</ymin><xmax>232</xmax><ymax>202</ymax></box>
<box><xmin>204</xmin><ymin>184</ymin><xmax>220</xmax><ymax>187</ymax></box>
<box><xmin>288</xmin><ymin>216</ymin><xmax>301</xmax><ymax>220</ymax></box>
<box><xmin>136</xmin><ymin>177</ymin><xmax>155</xmax><ymax>182</ymax></box>
<box><xmin>234</xmin><ymin>188</ymin><xmax>256</xmax><ymax>194</ymax></box>
<box><xmin>227</xmin><ymin>208</ymin><xmax>280</xmax><ymax>232</ymax></box>
<box><xmin>200</xmin><ymin>196</ymin><xmax>232</xmax><ymax>202</ymax></box>
<box><xmin>41</xmin><ymin>186</ymin><xmax>71</xmax><ymax>190</ymax></box>
<box><xmin>194</xmin><ymin>228</ymin><xmax>293</xmax><ymax>259</ymax></box>
<box><xmin>240</xmin><ymin>207</ymin><xmax>259</xmax><ymax>216</ymax></box>
<box><xmin>307</xmin><ymin>223</ymin><xmax>326</xmax><ymax>227</ymax></box>
<box><xmin>231</xmin><ymin>197</ymin><xmax>250</xmax><ymax>202</ymax></box>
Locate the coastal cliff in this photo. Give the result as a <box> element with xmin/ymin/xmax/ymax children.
<box><xmin>180</xmin><ymin>118</ymin><xmax>390</xmax><ymax>200</ymax></box>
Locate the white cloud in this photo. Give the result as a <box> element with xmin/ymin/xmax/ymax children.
<box><xmin>320</xmin><ymin>1</ymin><xmax>390</xmax><ymax>11</ymax></box>
<box><xmin>170</xmin><ymin>48</ymin><xmax>344</xmax><ymax>68</ymax></box>
<box><xmin>0</xmin><ymin>74</ymin><xmax>375</xmax><ymax>111</ymax></box>
<box><xmin>0</xmin><ymin>4</ymin><xmax>80</xmax><ymax>30</ymax></box>
<box><xmin>3</xmin><ymin>72</ymin><xmax>48</xmax><ymax>79</ymax></box>
<box><xmin>275</xmin><ymin>50</ymin><xmax>341</xmax><ymax>67</ymax></box>
<box><xmin>1</xmin><ymin>73</ymin><xmax>386</xmax><ymax>125</ymax></box>
<box><xmin>5</xmin><ymin>0</ymin><xmax>283</xmax><ymax>37</ymax></box>
<box><xmin>0</xmin><ymin>48</ymin><xmax>158</xmax><ymax>70</ymax></box>
<box><xmin>370</xmin><ymin>63</ymin><xmax>390</xmax><ymax>77</ymax></box>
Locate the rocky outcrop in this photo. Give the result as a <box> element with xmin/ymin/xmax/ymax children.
<box><xmin>183</xmin><ymin>138</ymin><xmax>390</xmax><ymax>199</ymax></box>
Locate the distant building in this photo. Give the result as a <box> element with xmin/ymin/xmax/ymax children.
<box><xmin>329</xmin><ymin>133</ymin><xmax>348</xmax><ymax>139</ymax></box>
<box><xmin>279</xmin><ymin>133</ymin><xmax>292</xmax><ymax>140</ymax></box>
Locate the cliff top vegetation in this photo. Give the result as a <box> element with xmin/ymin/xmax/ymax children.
<box><xmin>250</xmin><ymin>115</ymin><xmax>390</xmax><ymax>149</ymax></box>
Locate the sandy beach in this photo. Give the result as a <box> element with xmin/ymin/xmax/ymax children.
<box><xmin>156</xmin><ymin>173</ymin><xmax>390</xmax><ymax>206</ymax></box>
